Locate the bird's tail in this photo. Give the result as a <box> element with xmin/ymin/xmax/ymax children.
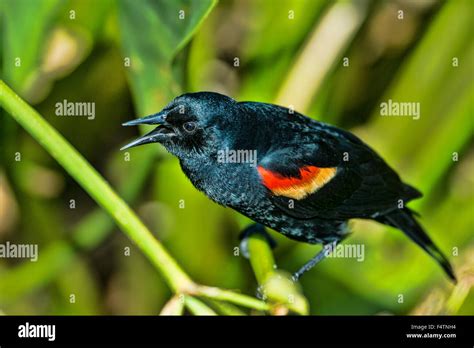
<box><xmin>378</xmin><ymin>208</ymin><xmax>456</xmax><ymax>282</ymax></box>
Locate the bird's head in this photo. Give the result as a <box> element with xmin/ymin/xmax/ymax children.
<box><xmin>121</xmin><ymin>92</ymin><xmax>237</xmax><ymax>158</ymax></box>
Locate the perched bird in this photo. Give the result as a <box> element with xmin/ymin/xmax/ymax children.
<box><xmin>121</xmin><ymin>92</ymin><xmax>456</xmax><ymax>282</ymax></box>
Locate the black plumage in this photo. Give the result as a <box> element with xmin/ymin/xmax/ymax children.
<box><xmin>121</xmin><ymin>92</ymin><xmax>456</xmax><ymax>282</ymax></box>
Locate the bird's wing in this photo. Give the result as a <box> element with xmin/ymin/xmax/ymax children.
<box><xmin>256</xmin><ymin>126</ymin><xmax>420</xmax><ymax>220</ymax></box>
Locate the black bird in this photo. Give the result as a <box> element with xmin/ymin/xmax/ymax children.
<box><xmin>121</xmin><ymin>92</ymin><xmax>456</xmax><ymax>282</ymax></box>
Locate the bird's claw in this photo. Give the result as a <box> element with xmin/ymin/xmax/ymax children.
<box><xmin>255</xmin><ymin>285</ymin><xmax>267</xmax><ymax>300</ymax></box>
<box><xmin>291</xmin><ymin>274</ymin><xmax>300</xmax><ymax>283</ymax></box>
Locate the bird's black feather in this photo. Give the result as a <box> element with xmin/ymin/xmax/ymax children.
<box><xmin>121</xmin><ymin>92</ymin><xmax>455</xmax><ymax>282</ymax></box>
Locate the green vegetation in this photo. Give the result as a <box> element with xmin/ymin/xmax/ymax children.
<box><xmin>0</xmin><ymin>0</ymin><xmax>472</xmax><ymax>315</ymax></box>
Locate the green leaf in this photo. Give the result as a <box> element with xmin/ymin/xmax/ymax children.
<box><xmin>238</xmin><ymin>0</ymin><xmax>329</xmax><ymax>101</ymax></box>
<box><xmin>3</xmin><ymin>0</ymin><xmax>62</xmax><ymax>98</ymax></box>
<box><xmin>117</xmin><ymin>0</ymin><xmax>217</xmax><ymax>113</ymax></box>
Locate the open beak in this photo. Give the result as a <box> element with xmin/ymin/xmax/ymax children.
<box><xmin>120</xmin><ymin>111</ymin><xmax>175</xmax><ymax>151</ymax></box>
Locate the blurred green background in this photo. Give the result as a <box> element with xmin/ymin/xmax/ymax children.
<box><xmin>0</xmin><ymin>0</ymin><xmax>473</xmax><ymax>315</ymax></box>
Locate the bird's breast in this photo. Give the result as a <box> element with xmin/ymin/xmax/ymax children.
<box><xmin>180</xmin><ymin>159</ymin><xmax>267</xmax><ymax>208</ymax></box>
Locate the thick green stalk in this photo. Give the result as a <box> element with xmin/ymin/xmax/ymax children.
<box><xmin>247</xmin><ymin>232</ymin><xmax>277</xmax><ymax>284</ymax></box>
<box><xmin>246</xmin><ymin>232</ymin><xmax>309</xmax><ymax>315</ymax></box>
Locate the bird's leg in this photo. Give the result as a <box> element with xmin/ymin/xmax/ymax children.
<box><xmin>238</xmin><ymin>223</ymin><xmax>277</xmax><ymax>259</ymax></box>
<box><xmin>292</xmin><ymin>241</ymin><xmax>339</xmax><ymax>282</ymax></box>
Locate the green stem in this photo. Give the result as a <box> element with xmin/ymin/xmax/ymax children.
<box><xmin>247</xmin><ymin>232</ymin><xmax>277</xmax><ymax>284</ymax></box>
<box><xmin>245</xmin><ymin>232</ymin><xmax>310</xmax><ymax>315</ymax></box>
<box><xmin>159</xmin><ymin>294</ymin><xmax>185</xmax><ymax>315</ymax></box>
<box><xmin>0</xmin><ymin>79</ymin><xmax>193</xmax><ymax>293</ymax></box>
<box><xmin>193</xmin><ymin>285</ymin><xmax>270</xmax><ymax>311</ymax></box>
<box><xmin>184</xmin><ymin>296</ymin><xmax>217</xmax><ymax>315</ymax></box>
<box><xmin>206</xmin><ymin>299</ymin><xmax>246</xmax><ymax>316</ymax></box>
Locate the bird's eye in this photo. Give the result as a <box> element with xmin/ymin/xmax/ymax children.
<box><xmin>182</xmin><ymin>121</ymin><xmax>197</xmax><ymax>133</ymax></box>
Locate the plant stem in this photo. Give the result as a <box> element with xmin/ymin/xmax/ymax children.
<box><xmin>206</xmin><ymin>299</ymin><xmax>247</xmax><ymax>316</ymax></box>
<box><xmin>193</xmin><ymin>285</ymin><xmax>270</xmax><ymax>311</ymax></box>
<box><xmin>247</xmin><ymin>232</ymin><xmax>277</xmax><ymax>284</ymax></box>
<box><xmin>0</xmin><ymin>79</ymin><xmax>193</xmax><ymax>293</ymax></box>
<box><xmin>159</xmin><ymin>295</ymin><xmax>185</xmax><ymax>315</ymax></box>
<box><xmin>245</xmin><ymin>231</ymin><xmax>309</xmax><ymax>315</ymax></box>
<box><xmin>184</xmin><ymin>296</ymin><xmax>217</xmax><ymax>315</ymax></box>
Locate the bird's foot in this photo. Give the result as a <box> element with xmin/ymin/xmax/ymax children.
<box><xmin>238</xmin><ymin>223</ymin><xmax>277</xmax><ymax>259</ymax></box>
<box><xmin>255</xmin><ymin>284</ymin><xmax>267</xmax><ymax>300</ymax></box>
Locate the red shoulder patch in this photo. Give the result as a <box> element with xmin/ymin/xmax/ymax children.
<box><xmin>257</xmin><ymin>165</ymin><xmax>337</xmax><ymax>200</ymax></box>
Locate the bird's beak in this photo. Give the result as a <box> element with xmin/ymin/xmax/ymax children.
<box><xmin>120</xmin><ymin>111</ymin><xmax>175</xmax><ymax>151</ymax></box>
<box><xmin>122</xmin><ymin>110</ymin><xmax>168</xmax><ymax>126</ymax></box>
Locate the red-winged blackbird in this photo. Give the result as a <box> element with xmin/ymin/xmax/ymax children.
<box><xmin>121</xmin><ymin>92</ymin><xmax>456</xmax><ymax>282</ymax></box>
